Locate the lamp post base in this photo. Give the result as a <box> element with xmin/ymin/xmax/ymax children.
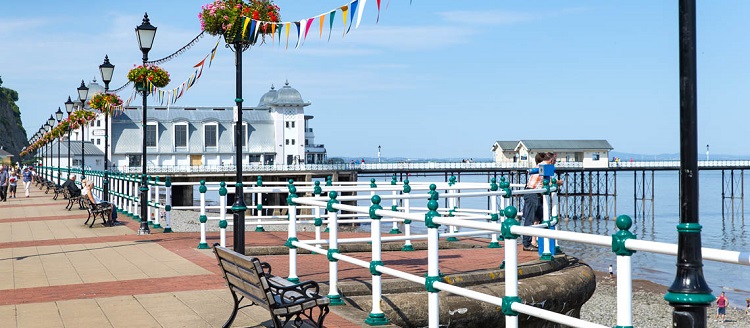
<box><xmin>138</xmin><ymin>227</ymin><xmax>151</xmax><ymax>235</ymax></box>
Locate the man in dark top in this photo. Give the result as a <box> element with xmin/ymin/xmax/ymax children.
<box><xmin>62</xmin><ymin>174</ymin><xmax>81</xmax><ymax>197</ymax></box>
<box><xmin>0</xmin><ymin>166</ymin><xmax>8</xmax><ymax>202</ymax></box>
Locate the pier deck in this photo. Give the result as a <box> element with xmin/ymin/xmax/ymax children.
<box><xmin>0</xmin><ymin>187</ymin><xmax>542</xmax><ymax>327</ymax></box>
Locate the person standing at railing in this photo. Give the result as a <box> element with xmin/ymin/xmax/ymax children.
<box><xmin>522</xmin><ymin>153</ymin><xmax>551</xmax><ymax>251</ymax></box>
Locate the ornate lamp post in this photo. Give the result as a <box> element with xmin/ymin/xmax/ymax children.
<box><xmin>135</xmin><ymin>13</ymin><xmax>156</xmax><ymax>235</ymax></box>
<box><xmin>227</xmin><ymin>31</ymin><xmax>254</xmax><ymax>254</ymax></box>
<box><xmin>666</xmin><ymin>1</ymin><xmax>712</xmax><ymax>326</ymax></box>
<box><xmin>77</xmin><ymin>80</ymin><xmax>89</xmax><ymax>180</ymax></box>
<box><xmin>55</xmin><ymin>108</ymin><xmax>63</xmax><ymax>185</ymax></box>
<box><xmin>65</xmin><ymin>97</ymin><xmax>74</xmax><ymax>178</ymax></box>
<box><xmin>99</xmin><ymin>55</ymin><xmax>115</xmax><ymax>203</ymax></box>
<box><xmin>35</xmin><ymin>130</ymin><xmax>42</xmax><ymax>177</ymax></box>
<box><xmin>43</xmin><ymin>123</ymin><xmax>52</xmax><ymax>179</ymax></box>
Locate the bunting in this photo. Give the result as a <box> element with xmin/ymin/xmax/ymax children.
<box><xmin>134</xmin><ymin>39</ymin><xmax>221</xmax><ymax>108</ymax></box>
<box><xmin>244</xmin><ymin>0</ymin><xmax>406</xmax><ymax>49</ymax></box>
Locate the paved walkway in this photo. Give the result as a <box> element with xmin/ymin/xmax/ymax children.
<box><xmin>0</xmin><ymin>183</ymin><xmax>539</xmax><ymax>327</ymax></box>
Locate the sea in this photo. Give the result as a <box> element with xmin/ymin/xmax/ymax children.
<box><xmin>197</xmin><ymin>170</ymin><xmax>750</xmax><ymax>308</ymax></box>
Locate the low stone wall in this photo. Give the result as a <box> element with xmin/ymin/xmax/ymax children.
<box><xmin>339</xmin><ymin>256</ymin><xmax>595</xmax><ymax>328</ymax></box>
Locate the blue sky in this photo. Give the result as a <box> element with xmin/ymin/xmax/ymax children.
<box><xmin>2</xmin><ymin>1</ymin><xmax>749</xmax><ymax>159</ymax></box>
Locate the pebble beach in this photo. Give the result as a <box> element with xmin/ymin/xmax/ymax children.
<box><xmin>581</xmin><ymin>271</ymin><xmax>750</xmax><ymax>327</ymax></box>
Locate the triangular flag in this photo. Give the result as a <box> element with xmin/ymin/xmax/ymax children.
<box><xmin>209</xmin><ymin>39</ymin><xmax>219</xmax><ymax>67</ymax></box>
<box><xmin>285</xmin><ymin>22</ymin><xmax>291</xmax><ymax>49</ymax></box>
<box><xmin>341</xmin><ymin>5</ymin><xmax>349</xmax><ymax>36</ymax></box>
<box><xmin>242</xmin><ymin>17</ymin><xmax>251</xmax><ymax>39</ymax></box>
<box><xmin>272</xmin><ymin>23</ymin><xmax>277</xmax><ymax>45</ymax></box>
<box><xmin>377</xmin><ymin>0</ymin><xmax>381</xmax><ymax>22</ymax></box>
<box><xmin>247</xmin><ymin>20</ymin><xmax>257</xmax><ymax>43</ymax></box>
<box><xmin>347</xmin><ymin>0</ymin><xmax>358</xmax><ymax>34</ymax></box>
<box><xmin>356</xmin><ymin>0</ymin><xmax>367</xmax><ymax>29</ymax></box>
<box><xmin>294</xmin><ymin>20</ymin><xmax>302</xmax><ymax>49</ymax></box>
<box><xmin>319</xmin><ymin>14</ymin><xmax>325</xmax><ymax>38</ymax></box>
<box><xmin>304</xmin><ymin>17</ymin><xmax>314</xmax><ymax>42</ymax></box>
<box><xmin>328</xmin><ymin>10</ymin><xmax>336</xmax><ymax>41</ymax></box>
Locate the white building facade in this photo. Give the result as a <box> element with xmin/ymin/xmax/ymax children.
<box><xmin>66</xmin><ymin>80</ymin><xmax>326</xmax><ymax>171</ymax></box>
<box><xmin>491</xmin><ymin>140</ymin><xmax>613</xmax><ymax>169</ymax></box>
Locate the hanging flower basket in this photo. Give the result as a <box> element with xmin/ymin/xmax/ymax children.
<box><xmin>89</xmin><ymin>93</ymin><xmax>123</xmax><ymax>115</ymax></box>
<box><xmin>68</xmin><ymin>110</ymin><xmax>98</xmax><ymax>128</ymax></box>
<box><xmin>198</xmin><ymin>0</ymin><xmax>281</xmax><ymax>44</ymax></box>
<box><xmin>127</xmin><ymin>65</ymin><xmax>171</xmax><ymax>88</ymax></box>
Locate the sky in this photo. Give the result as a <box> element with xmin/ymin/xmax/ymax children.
<box><xmin>2</xmin><ymin>1</ymin><xmax>750</xmax><ymax>159</ymax></box>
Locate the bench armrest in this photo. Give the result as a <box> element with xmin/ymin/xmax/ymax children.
<box><xmin>268</xmin><ymin>280</ymin><xmax>322</xmax><ymax>302</ymax></box>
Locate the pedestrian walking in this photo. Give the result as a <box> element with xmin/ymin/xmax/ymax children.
<box><xmin>608</xmin><ymin>264</ymin><xmax>614</xmax><ymax>279</ymax></box>
<box><xmin>22</xmin><ymin>167</ymin><xmax>32</xmax><ymax>197</ymax></box>
<box><xmin>521</xmin><ymin>153</ymin><xmax>551</xmax><ymax>251</ymax></box>
<box><xmin>8</xmin><ymin>169</ymin><xmax>18</xmax><ymax>198</ymax></box>
<box><xmin>0</xmin><ymin>166</ymin><xmax>9</xmax><ymax>202</ymax></box>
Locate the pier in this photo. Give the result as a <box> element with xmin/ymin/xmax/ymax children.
<box><xmin>0</xmin><ymin>183</ymin><xmax>579</xmax><ymax>327</ymax></box>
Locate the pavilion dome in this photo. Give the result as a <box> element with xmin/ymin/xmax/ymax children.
<box><xmin>271</xmin><ymin>81</ymin><xmax>305</xmax><ymax>105</ymax></box>
<box><xmin>258</xmin><ymin>85</ymin><xmax>278</xmax><ymax>106</ymax></box>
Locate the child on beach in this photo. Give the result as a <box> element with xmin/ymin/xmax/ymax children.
<box><xmin>716</xmin><ymin>291</ymin><xmax>728</xmax><ymax>322</ymax></box>
<box><xmin>608</xmin><ymin>264</ymin><xmax>614</xmax><ymax>279</ymax></box>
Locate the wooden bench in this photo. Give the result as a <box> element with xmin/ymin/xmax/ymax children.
<box><xmin>212</xmin><ymin>244</ymin><xmax>330</xmax><ymax>328</ymax></box>
<box><xmin>81</xmin><ymin>197</ymin><xmax>113</xmax><ymax>228</ymax></box>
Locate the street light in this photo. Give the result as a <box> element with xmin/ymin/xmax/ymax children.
<box><xmin>65</xmin><ymin>96</ymin><xmax>74</xmax><ymax>179</ymax></box>
<box><xmin>378</xmin><ymin>145</ymin><xmax>381</xmax><ymax>163</ymax></box>
<box><xmin>136</xmin><ymin>12</ymin><xmax>156</xmax><ymax>235</ymax></box>
<box><xmin>55</xmin><ymin>108</ymin><xmax>63</xmax><ymax>186</ymax></box>
<box><xmin>43</xmin><ymin>124</ymin><xmax>51</xmax><ymax>180</ymax></box>
<box><xmin>99</xmin><ymin>55</ymin><xmax>115</xmax><ymax>203</ymax></box>
<box><xmin>36</xmin><ymin>129</ymin><xmax>43</xmax><ymax>178</ymax></box>
<box><xmin>77</xmin><ymin>80</ymin><xmax>89</xmax><ymax>180</ymax></box>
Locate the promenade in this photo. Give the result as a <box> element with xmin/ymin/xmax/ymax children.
<box><xmin>0</xmin><ymin>186</ymin><xmax>540</xmax><ymax>327</ymax></box>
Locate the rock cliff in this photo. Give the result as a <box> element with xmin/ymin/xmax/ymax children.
<box><xmin>0</xmin><ymin>77</ymin><xmax>29</xmax><ymax>161</ymax></box>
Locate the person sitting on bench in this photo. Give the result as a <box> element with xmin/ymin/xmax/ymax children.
<box><xmin>85</xmin><ymin>181</ymin><xmax>119</xmax><ymax>224</ymax></box>
<box><xmin>62</xmin><ymin>175</ymin><xmax>81</xmax><ymax>197</ymax></box>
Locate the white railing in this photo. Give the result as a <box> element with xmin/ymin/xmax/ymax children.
<box><xmin>276</xmin><ymin>182</ymin><xmax>743</xmax><ymax>327</ymax></box>
<box><xmin>106</xmin><ymin>160</ymin><xmax>750</xmax><ymax>174</ymax></box>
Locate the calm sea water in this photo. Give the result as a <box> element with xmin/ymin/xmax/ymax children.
<box><xmin>358</xmin><ymin>171</ymin><xmax>750</xmax><ymax>307</ymax></box>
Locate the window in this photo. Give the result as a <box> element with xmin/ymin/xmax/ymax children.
<box><xmin>96</xmin><ymin>120</ymin><xmax>101</xmax><ymax>127</ymax></box>
<box><xmin>592</xmin><ymin>152</ymin><xmax>601</xmax><ymax>161</ymax></box>
<box><xmin>233</xmin><ymin>123</ymin><xmax>247</xmax><ymax>147</ymax></box>
<box><xmin>286</xmin><ymin>121</ymin><xmax>295</xmax><ymax>128</ymax></box>
<box><xmin>291</xmin><ymin>139</ymin><xmax>295</xmax><ymax>145</ymax></box>
<box><xmin>146</xmin><ymin>123</ymin><xmax>157</xmax><ymax>147</ymax></box>
<box><xmin>242</xmin><ymin>124</ymin><xmax>247</xmax><ymax>147</ymax></box>
<box><xmin>96</xmin><ymin>139</ymin><xmax>101</xmax><ymax>145</ymax></box>
<box><xmin>128</xmin><ymin>155</ymin><xmax>141</xmax><ymax>166</ymax></box>
<box><xmin>204</xmin><ymin>124</ymin><xmax>218</xmax><ymax>148</ymax></box>
<box><xmin>249</xmin><ymin>154</ymin><xmax>261</xmax><ymax>162</ymax></box>
<box><xmin>174</xmin><ymin>123</ymin><xmax>188</xmax><ymax>148</ymax></box>
<box><xmin>285</xmin><ymin>139</ymin><xmax>290</xmax><ymax>145</ymax></box>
